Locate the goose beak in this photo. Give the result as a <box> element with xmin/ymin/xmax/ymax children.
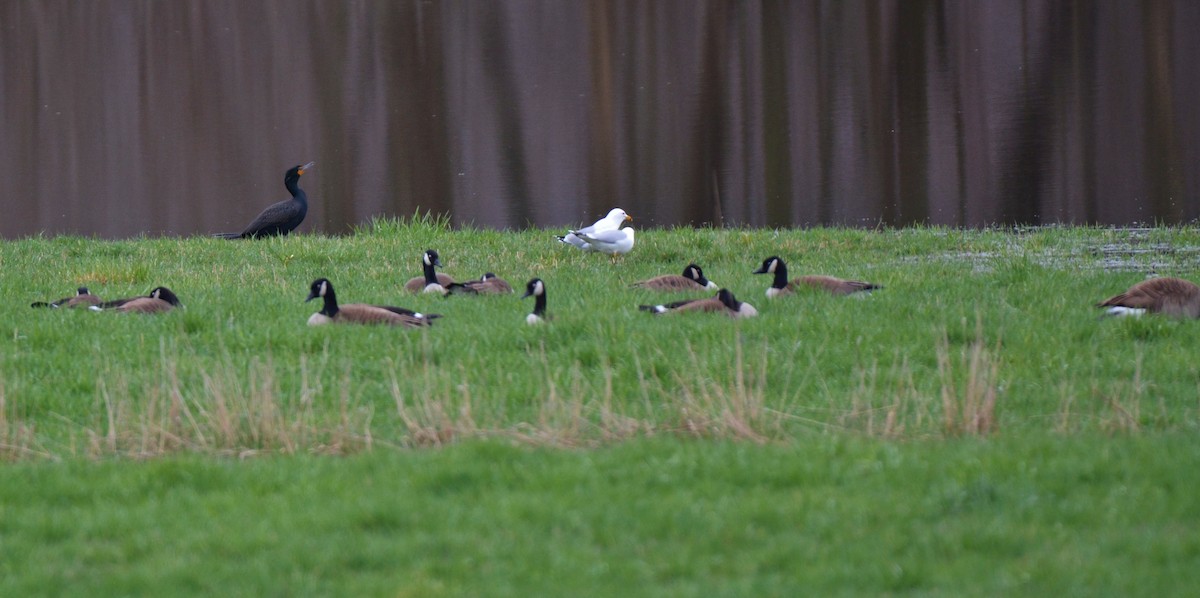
<box><xmin>305</xmin><ymin>292</ymin><xmax>318</xmax><ymax>302</ymax></box>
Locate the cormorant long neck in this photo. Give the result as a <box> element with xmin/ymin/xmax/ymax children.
<box><xmin>284</xmin><ymin>173</ymin><xmax>307</xmax><ymax>205</ymax></box>
<box><xmin>771</xmin><ymin>260</ymin><xmax>789</xmax><ymax>289</ymax></box>
<box><xmin>532</xmin><ymin>291</ymin><xmax>547</xmax><ymax>316</ymax></box>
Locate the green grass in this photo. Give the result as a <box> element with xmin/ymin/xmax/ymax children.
<box><xmin>2</xmin><ymin>221</ymin><xmax>1200</xmax><ymax>594</ymax></box>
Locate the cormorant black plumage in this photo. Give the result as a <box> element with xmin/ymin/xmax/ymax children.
<box><xmin>214</xmin><ymin>162</ymin><xmax>314</xmax><ymax>239</ymax></box>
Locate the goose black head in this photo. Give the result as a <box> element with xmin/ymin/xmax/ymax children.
<box><xmin>753</xmin><ymin>256</ymin><xmax>783</xmax><ymax>275</ymax></box>
<box><xmin>77</xmin><ymin>287</ymin><xmax>91</xmax><ymax>295</ymax></box>
<box><xmin>150</xmin><ymin>287</ymin><xmax>182</xmax><ymax>307</ymax></box>
<box><xmin>717</xmin><ymin>288</ymin><xmax>740</xmax><ymax>310</ymax></box>
<box><xmin>306</xmin><ymin>278</ymin><xmax>332</xmax><ymax>302</ymax></box>
<box><xmin>683</xmin><ymin>264</ymin><xmax>713</xmax><ymax>286</ymax></box>
<box><xmin>423</xmin><ymin>249</ymin><xmax>441</xmax><ymax>268</ymax></box>
<box><xmin>522</xmin><ymin>278</ymin><xmax>545</xmax><ymax>299</ymax></box>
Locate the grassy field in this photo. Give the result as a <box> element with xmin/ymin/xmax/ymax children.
<box><xmin>2</xmin><ymin>219</ymin><xmax>1200</xmax><ymax>594</ymax></box>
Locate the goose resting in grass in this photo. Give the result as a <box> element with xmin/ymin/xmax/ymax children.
<box><xmin>631</xmin><ymin>264</ymin><xmax>718</xmax><ymax>291</ymax></box>
<box><xmin>522</xmin><ymin>278</ymin><xmax>549</xmax><ymax>325</ymax></box>
<box><xmin>307</xmin><ymin>278</ymin><xmax>438</xmax><ymax>327</ymax></box>
<box><xmin>1097</xmin><ymin>277</ymin><xmax>1200</xmax><ymax>318</ymax></box>
<box><xmin>404</xmin><ymin>249</ymin><xmax>455</xmax><ymax>294</ymax></box>
<box><xmin>31</xmin><ymin>287</ymin><xmax>102</xmax><ymax>308</ymax></box>
<box><xmin>753</xmin><ymin>256</ymin><xmax>879</xmax><ymax>298</ymax></box>
<box><xmin>91</xmin><ymin>287</ymin><xmax>182</xmax><ymax>313</ymax></box>
<box><xmin>446</xmin><ymin>273</ymin><xmax>514</xmax><ymax>295</ymax></box>
<box><xmin>639</xmin><ymin>289</ymin><xmax>758</xmax><ymax>319</ymax></box>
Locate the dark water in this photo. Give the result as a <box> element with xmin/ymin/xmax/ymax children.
<box><xmin>2</xmin><ymin>1</ymin><xmax>1198</xmax><ymax>238</ymax></box>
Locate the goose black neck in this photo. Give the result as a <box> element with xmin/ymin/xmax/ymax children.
<box><xmin>423</xmin><ymin>260</ymin><xmax>439</xmax><ymax>285</ymax></box>
<box><xmin>532</xmin><ymin>292</ymin><xmax>547</xmax><ymax>316</ymax></box>
<box><xmin>771</xmin><ymin>260</ymin><xmax>789</xmax><ymax>289</ymax></box>
<box><xmin>319</xmin><ymin>287</ymin><xmax>340</xmax><ymax>317</ymax></box>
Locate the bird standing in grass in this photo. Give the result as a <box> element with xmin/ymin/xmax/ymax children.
<box><xmin>571</xmin><ymin>227</ymin><xmax>635</xmax><ymax>259</ymax></box>
<box><xmin>214</xmin><ymin>162</ymin><xmax>315</xmax><ymax>239</ymax></box>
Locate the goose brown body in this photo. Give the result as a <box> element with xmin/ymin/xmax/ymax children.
<box><xmin>308</xmin><ymin>278</ymin><xmax>434</xmax><ymax>327</ymax></box>
<box><xmin>403</xmin><ymin>249</ymin><xmax>455</xmax><ymax>294</ymax></box>
<box><xmin>447</xmin><ymin>273</ymin><xmax>514</xmax><ymax>295</ymax></box>
<box><xmin>639</xmin><ymin>289</ymin><xmax>758</xmax><ymax>318</ymax></box>
<box><xmin>96</xmin><ymin>287</ymin><xmax>181</xmax><ymax>313</ymax></box>
<box><xmin>631</xmin><ymin>264</ymin><xmax>717</xmax><ymax>291</ymax></box>
<box><xmin>1097</xmin><ymin>277</ymin><xmax>1200</xmax><ymax>318</ymax></box>
<box><xmin>753</xmin><ymin>256</ymin><xmax>879</xmax><ymax>297</ymax></box>
<box><xmin>32</xmin><ymin>287</ymin><xmax>102</xmax><ymax>308</ymax></box>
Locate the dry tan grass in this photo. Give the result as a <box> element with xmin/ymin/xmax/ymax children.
<box><xmin>937</xmin><ymin>332</ymin><xmax>1001</xmax><ymax>437</ymax></box>
<box><xmin>838</xmin><ymin>326</ymin><xmax>1001</xmax><ymax>439</ymax></box>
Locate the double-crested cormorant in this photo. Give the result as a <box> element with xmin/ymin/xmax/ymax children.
<box><xmin>305</xmin><ymin>278</ymin><xmax>438</xmax><ymax>327</ymax></box>
<box><xmin>214</xmin><ymin>162</ymin><xmax>315</xmax><ymax>239</ymax></box>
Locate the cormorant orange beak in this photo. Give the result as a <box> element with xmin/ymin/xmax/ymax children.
<box><xmin>298</xmin><ymin>161</ymin><xmax>316</xmax><ymax>176</ymax></box>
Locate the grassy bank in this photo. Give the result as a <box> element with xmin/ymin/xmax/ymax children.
<box><xmin>2</xmin><ymin>221</ymin><xmax>1200</xmax><ymax>594</ymax></box>
<box><xmin>3</xmin><ymin>436</ymin><xmax>1198</xmax><ymax>596</ymax></box>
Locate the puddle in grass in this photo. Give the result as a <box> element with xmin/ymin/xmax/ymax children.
<box><xmin>891</xmin><ymin>227</ymin><xmax>1200</xmax><ymax>274</ymax></box>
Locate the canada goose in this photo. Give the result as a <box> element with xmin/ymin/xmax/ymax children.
<box><xmin>556</xmin><ymin>208</ymin><xmax>632</xmax><ymax>251</ymax></box>
<box><xmin>306</xmin><ymin>278</ymin><xmax>437</xmax><ymax>327</ymax></box>
<box><xmin>404</xmin><ymin>249</ymin><xmax>455</xmax><ymax>294</ymax></box>
<box><xmin>753</xmin><ymin>256</ymin><xmax>879</xmax><ymax>298</ymax></box>
<box><xmin>92</xmin><ymin>287</ymin><xmax>182</xmax><ymax>313</ymax></box>
<box><xmin>214</xmin><ymin>162</ymin><xmax>315</xmax><ymax>238</ymax></box>
<box><xmin>631</xmin><ymin>264</ymin><xmax>718</xmax><ymax>291</ymax></box>
<box><xmin>572</xmin><ymin>227</ymin><xmax>635</xmax><ymax>257</ymax></box>
<box><xmin>1097</xmin><ymin>277</ymin><xmax>1200</xmax><ymax>318</ymax></box>
<box><xmin>639</xmin><ymin>289</ymin><xmax>758</xmax><ymax>318</ymax></box>
<box><xmin>522</xmin><ymin>278</ymin><xmax>549</xmax><ymax>325</ymax></box>
<box><xmin>31</xmin><ymin>287</ymin><xmax>102</xmax><ymax>308</ymax></box>
<box><xmin>446</xmin><ymin>272</ymin><xmax>514</xmax><ymax>295</ymax></box>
